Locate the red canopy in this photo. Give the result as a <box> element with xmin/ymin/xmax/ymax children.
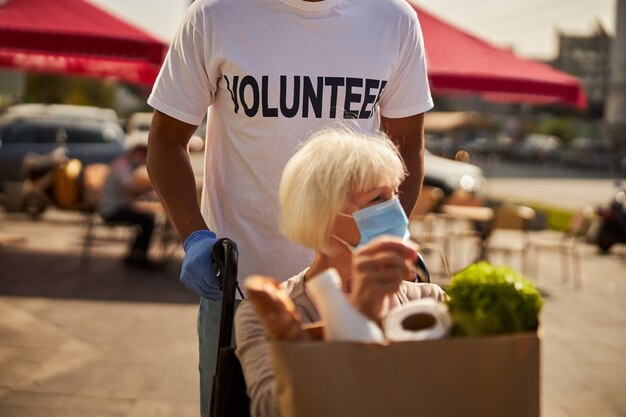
<box><xmin>0</xmin><ymin>0</ymin><xmax>167</xmax><ymax>86</ymax></box>
<box><xmin>413</xmin><ymin>3</ymin><xmax>587</xmax><ymax>109</ymax></box>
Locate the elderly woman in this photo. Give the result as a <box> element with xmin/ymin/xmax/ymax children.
<box><xmin>234</xmin><ymin>128</ymin><xmax>446</xmax><ymax>417</ymax></box>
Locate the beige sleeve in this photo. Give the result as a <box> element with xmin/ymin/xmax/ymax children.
<box><xmin>234</xmin><ymin>301</ymin><xmax>282</xmax><ymax>417</ymax></box>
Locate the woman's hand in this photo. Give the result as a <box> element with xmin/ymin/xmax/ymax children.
<box><xmin>245</xmin><ymin>275</ymin><xmax>308</xmax><ymax>341</ymax></box>
<box><xmin>349</xmin><ymin>237</ymin><xmax>418</xmax><ymax>323</ymax></box>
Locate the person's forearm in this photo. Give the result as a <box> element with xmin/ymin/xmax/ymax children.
<box><xmin>147</xmin><ymin>139</ymin><xmax>206</xmax><ymax>241</ymax></box>
<box><xmin>381</xmin><ymin>113</ymin><xmax>425</xmax><ymax>215</ymax></box>
<box><xmin>147</xmin><ymin>111</ymin><xmax>207</xmax><ymax>241</ymax></box>
<box><xmin>398</xmin><ymin>138</ymin><xmax>423</xmax><ymax>215</ymax></box>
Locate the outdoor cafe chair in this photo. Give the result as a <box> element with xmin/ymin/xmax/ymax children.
<box><xmin>528</xmin><ymin>206</ymin><xmax>594</xmax><ymax>287</ymax></box>
<box><xmin>79</xmin><ymin>163</ymin><xmax>137</xmax><ymax>268</ymax></box>
<box><xmin>483</xmin><ymin>204</ymin><xmax>536</xmax><ymax>277</ymax></box>
<box><xmin>408</xmin><ymin>186</ymin><xmax>452</xmax><ymax>283</ymax></box>
<box><xmin>437</xmin><ymin>189</ymin><xmax>495</xmax><ymax>268</ymax></box>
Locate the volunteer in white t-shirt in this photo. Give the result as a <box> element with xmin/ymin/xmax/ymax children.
<box><xmin>146</xmin><ymin>0</ymin><xmax>433</xmax><ymax>415</ymax></box>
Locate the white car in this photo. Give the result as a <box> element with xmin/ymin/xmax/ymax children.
<box><xmin>424</xmin><ymin>149</ymin><xmax>486</xmax><ymax>196</ymax></box>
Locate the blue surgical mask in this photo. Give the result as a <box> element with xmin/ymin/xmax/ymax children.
<box><xmin>351</xmin><ymin>197</ymin><xmax>409</xmax><ymax>247</ymax></box>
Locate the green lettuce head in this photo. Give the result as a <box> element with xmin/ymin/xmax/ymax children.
<box><xmin>446</xmin><ymin>262</ymin><xmax>543</xmax><ymax>337</ymax></box>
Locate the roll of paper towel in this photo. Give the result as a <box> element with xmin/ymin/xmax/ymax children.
<box><xmin>383</xmin><ymin>298</ymin><xmax>452</xmax><ymax>341</ymax></box>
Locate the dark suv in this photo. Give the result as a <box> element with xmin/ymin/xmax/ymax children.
<box><xmin>0</xmin><ymin>109</ymin><xmax>125</xmax><ymax>193</ymax></box>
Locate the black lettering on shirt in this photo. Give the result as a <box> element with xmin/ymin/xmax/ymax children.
<box><xmin>224</xmin><ymin>75</ymin><xmax>388</xmax><ymax>120</ymax></box>
<box><xmin>239</xmin><ymin>76</ymin><xmax>260</xmax><ymax>117</ymax></box>
<box><xmin>373</xmin><ymin>80</ymin><xmax>388</xmax><ymax>109</ymax></box>
<box><xmin>224</xmin><ymin>75</ymin><xmax>240</xmax><ymax>114</ymax></box>
<box><xmin>324</xmin><ymin>77</ymin><xmax>345</xmax><ymax>119</ymax></box>
<box><xmin>359</xmin><ymin>78</ymin><xmax>380</xmax><ymax>119</ymax></box>
<box><xmin>343</xmin><ymin>77</ymin><xmax>363</xmax><ymax>119</ymax></box>
<box><xmin>303</xmin><ymin>76</ymin><xmax>323</xmax><ymax>119</ymax></box>
<box><xmin>280</xmin><ymin>76</ymin><xmax>300</xmax><ymax>118</ymax></box>
<box><xmin>261</xmin><ymin>76</ymin><xmax>278</xmax><ymax>117</ymax></box>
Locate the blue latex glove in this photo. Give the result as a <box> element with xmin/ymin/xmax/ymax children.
<box><xmin>181</xmin><ymin>229</ymin><xmax>222</xmax><ymax>300</ymax></box>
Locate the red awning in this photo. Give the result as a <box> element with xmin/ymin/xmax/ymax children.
<box><xmin>0</xmin><ymin>0</ymin><xmax>167</xmax><ymax>86</ymax></box>
<box><xmin>412</xmin><ymin>2</ymin><xmax>587</xmax><ymax>109</ymax></box>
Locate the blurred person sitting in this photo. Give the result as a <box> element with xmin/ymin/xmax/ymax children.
<box><xmin>98</xmin><ymin>133</ymin><xmax>156</xmax><ymax>268</ymax></box>
<box><xmin>235</xmin><ymin>128</ymin><xmax>447</xmax><ymax>417</ymax></box>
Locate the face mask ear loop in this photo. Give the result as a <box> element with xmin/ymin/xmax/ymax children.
<box><xmin>330</xmin><ymin>234</ymin><xmax>357</xmax><ymax>253</ymax></box>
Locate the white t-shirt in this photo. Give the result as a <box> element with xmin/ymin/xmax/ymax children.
<box><xmin>98</xmin><ymin>156</ymin><xmax>134</xmax><ymax>218</ymax></box>
<box><xmin>148</xmin><ymin>0</ymin><xmax>433</xmax><ymax>283</ymax></box>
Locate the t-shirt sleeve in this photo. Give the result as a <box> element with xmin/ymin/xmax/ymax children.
<box><xmin>378</xmin><ymin>9</ymin><xmax>433</xmax><ymax>119</ymax></box>
<box><xmin>148</xmin><ymin>6</ymin><xmax>216</xmax><ymax>126</ymax></box>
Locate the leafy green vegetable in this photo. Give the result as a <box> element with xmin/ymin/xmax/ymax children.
<box><xmin>446</xmin><ymin>262</ymin><xmax>543</xmax><ymax>337</ymax></box>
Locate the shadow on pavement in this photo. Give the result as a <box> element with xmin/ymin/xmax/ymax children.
<box><xmin>0</xmin><ymin>247</ymin><xmax>199</xmax><ymax>304</ymax></box>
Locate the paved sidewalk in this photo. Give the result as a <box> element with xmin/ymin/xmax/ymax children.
<box><xmin>1</xmin><ymin>208</ymin><xmax>625</xmax><ymax>417</ymax></box>
<box><xmin>0</xmin><ymin>210</ymin><xmax>200</xmax><ymax>417</ymax></box>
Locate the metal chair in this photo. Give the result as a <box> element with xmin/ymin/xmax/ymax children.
<box><xmin>528</xmin><ymin>207</ymin><xmax>594</xmax><ymax>287</ymax></box>
<box><xmin>408</xmin><ymin>186</ymin><xmax>451</xmax><ymax>283</ymax></box>
<box><xmin>483</xmin><ymin>204</ymin><xmax>536</xmax><ymax>276</ymax></box>
<box><xmin>79</xmin><ymin>164</ymin><xmax>135</xmax><ymax>267</ymax></box>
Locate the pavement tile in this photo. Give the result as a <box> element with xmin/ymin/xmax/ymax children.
<box><xmin>562</xmin><ymin>407</ymin><xmax>623</xmax><ymax>417</ymax></box>
<box><xmin>0</xmin><ymin>301</ymin><xmax>66</xmax><ymax>349</ymax></box>
<box><xmin>63</xmin><ymin>395</ymin><xmax>134</xmax><ymax>413</ymax></box>
<box><xmin>0</xmin><ymin>390</ymin><xmax>71</xmax><ymax>408</ymax></box>
<box><xmin>0</xmin><ymin>404</ymin><xmax>126</xmax><ymax>417</ymax></box>
<box><xmin>542</xmin><ymin>393</ymin><xmax>571</xmax><ymax>417</ymax></box>
<box><xmin>126</xmin><ymin>400</ymin><xmax>198</xmax><ymax>417</ymax></box>
<box><xmin>0</xmin><ymin>346</ymin><xmax>53</xmax><ymax>363</ymax></box>
<box><xmin>550</xmin><ymin>388</ymin><xmax>612</xmax><ymax>409</ymax></box>
<box><xmin>25</xmin><ymin>361</ymin><xmax>95</xmax><ymax>395</ymax></box>
<box><xmin>0</xmin><ymin>360</ymin><xmax>41</xmax><ymax>386</ymax></box>
<box><xmin>74</xmin><ymin>360</ymin><xmax>157</xmax><ymax>399</ymax></box>
<box><xmin>138</xmin><ymin>361</ymin><xmax>199</xmax><ymax>405</ymax></box>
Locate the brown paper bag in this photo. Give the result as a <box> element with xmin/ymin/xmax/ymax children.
<box><xmin>272</xmin><ymin>333</ymin><xmax>539</xmax><ymax>417</ymax></box>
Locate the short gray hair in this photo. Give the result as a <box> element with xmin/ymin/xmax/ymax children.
<box><xmin>279</xmin><ymin>127</ymin><xmax>406</xmax><ymax>255</ymax></box>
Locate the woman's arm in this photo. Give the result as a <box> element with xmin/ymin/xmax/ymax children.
<box><xmin>235</xmin><ymin>301</ymin><xmax>283</xmax><ymax>417</ymax></box>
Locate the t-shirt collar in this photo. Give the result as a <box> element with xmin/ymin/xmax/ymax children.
<box><xmin>278</xmin><ymin>0</ymin><xmax>341</xmax><ymax>11</ymax></box>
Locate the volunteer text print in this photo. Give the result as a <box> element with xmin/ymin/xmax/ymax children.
<box><xmin>224</xmin><ymin>75</ymin><xmax>388</xmax><ymax>119</ymax></box>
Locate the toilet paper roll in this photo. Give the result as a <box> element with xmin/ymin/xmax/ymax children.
<box><xmin>383</xmin><ymin>298</ymin><xmax>452</xmax><ymax>341</ymax></box>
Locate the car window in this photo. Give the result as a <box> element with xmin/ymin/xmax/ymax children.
<box><xmin>0</xmin><ymin>118</ymin><xmax>124</xmax><ymax>145</ymax></box>
<box><xmin>2</xmin><ymin>122</ymin><xmax>59</xmax><ymax>144</ymax></box>
<box><xmin>63</xmin><ymin>123</ymin><xmax>124</xmax><ymax>144</ymax></box>
<box><xmin>67</xmin><ymin>126</ymin><xmax>103</xmax><ymax>144</ymax></box>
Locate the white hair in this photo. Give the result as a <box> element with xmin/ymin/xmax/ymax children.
<box><xmin>279</xmin><ymin>127</ymin><xmax>406</xmax><ymax>255</ymax></box>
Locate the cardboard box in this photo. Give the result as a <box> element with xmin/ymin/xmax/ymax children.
<box><xmin>272</xmin><ymin>333</ymin><xmax>539</xmax><ymax>417</ymax></box>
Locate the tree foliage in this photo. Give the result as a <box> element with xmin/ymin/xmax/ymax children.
<box><xmin>537</xmin><ymin>117</ymin><xmax>576</xmax><ymax>144</ymax></box>
<box><xmin>24</xmin><ymin>74</ymin><xmax>116</xmax><ymax>108</ymax></box>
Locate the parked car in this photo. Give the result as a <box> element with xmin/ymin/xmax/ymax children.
<box><xmin>126</xmin><ymin>110</ymin><xmax>205</xmax><ymax>152</ymax></box>
<box><xmin>558</xmin><ymin>137</ymin><xmax>610</xmax><ymax>170</ymax></box>
<box><xmin>511</xmin><ymin>134</ymin><xmax>561</xmax><ymax>163</ymax></box>
<box><xmin>0</xmin><ymin>105</ymin><xmax>125</xmax><ymax>193</ymax></box>
<box><xmin>4</xmin><ymin>103</ymin><xmax>119</xmax><ymax>123</ymax></box>
<box><xmin>424</xmin><ymin>149</ymin><xmax>487</xmax><ymax>196</ymax></box>
<box><xmin>126</xmin><ymin>111</ymin><xmax>153</xmax><ymax>134</ymax></box>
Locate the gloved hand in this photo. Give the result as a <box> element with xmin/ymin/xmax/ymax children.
<box><xmin>180</xmin><ymin>229</ymin><xmax>222</xmax><ymax>300</ymax></box>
